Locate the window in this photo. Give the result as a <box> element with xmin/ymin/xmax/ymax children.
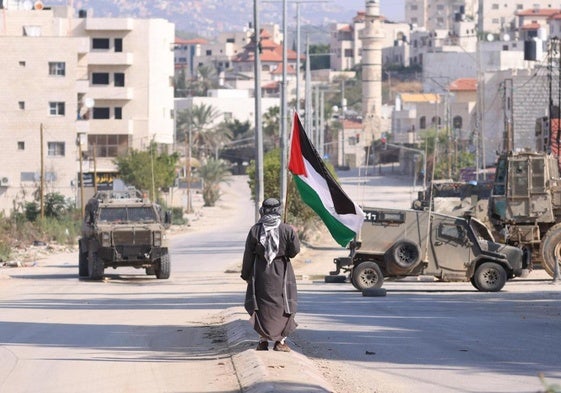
<box><xmin>453</xmin><ymin>116</ymin><xmax>463</xmax><ymax>129</ymax></box>
<box><xmin>206</xmin><ymin>50</ymin><xmax>212</xmax><ymax>56</ymax></box>
<box><xmin>93</xmin><ymin>107</ymin><xmax>110</xmax><ymax>119</ymax></box>
<box><xmin>49</xmin><ymin>102</ymin><xmax>65</xmax><ymax>116</ymax></box>
<box><xmin>419</xmin><ymin>116</ymin><xmax>426</xmax><ymax>129</ymax></box>
<box><xmin>92</xmin><ymin>38</ymin><xmax>110</xmax><ymax>50</ymax></box>
<box><xmin>17</xmin><ymin>141</ymin><xmax>25</xmax><ymax>150</ymax></box>
<box><xmin>223</xmin><ymin>112</ymin><xmax>232</xmax><ymax>121</ymax></box>
<box><xmin>47</xmin><ymin>142</ymin><xmax>65</xmax><ymax>157</ymax></box>
<box><xmin>88</xmin><ymin>134</ymin><xmax>129</xmax><ymax>157</ymax></box>
<box><xmin>114</xmin><ymin>72</ymin><xmax>125</xmax><ymax>87</ymax></box>
<box><xmin>48</xmin><ymin>62</ymin><xmax>66</xmax><ymax>76</ymax></box>
<box><xmin>114</xmin><ymin>38</ymin><xmax>123</xmax><ymax>52</ymax></box>
<box><xmin>114</xmin><ymin>107</ymin><xmax>122</xmax><ymax>119</ymax></box>
<box><xmin>92</xmin><ymin>73</ymin><xmax>110</xmax><ymax>85</ymax></box>
<box><xmin>19</xmin><ymin>61</ymin><xmax>26</xmax><ymax>67</ymax></box>
<box><xmin>344</xmin><ymin>49</ymin><xmax>353</xmax><ymax>58</ymax></box>
<box><xmin>491</xmin><ymin>3</ymin><xmax>499</xmax><ymax>9</ymax></box>
<box><xmin>18</xmin><ymin>101</ymin><xmax>25</xmax><ymax>110</ymax></box>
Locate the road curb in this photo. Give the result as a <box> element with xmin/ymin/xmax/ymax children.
<box><xmin>223</xmin><ymin>308</ymin><xmax>334</xmax><ymax>393</ymax></box>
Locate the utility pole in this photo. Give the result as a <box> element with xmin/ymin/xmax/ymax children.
<box><xmin>280</xmin><ymin>0</ymin><xmax>288</xmax><ymax>208</ymax></box>
<box><xmin>254</xmin><ymin>0</ymin><xmax>264</xmax><ymax>220</ymax></box>
<box><xmin>40</xmin><ymin>123</ymin><xmax>45</xmax><ymax>219</ymax></box>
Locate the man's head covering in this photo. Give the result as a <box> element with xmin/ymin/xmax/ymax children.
<box><xmin>258</xmin><ymin>198</ymin><xmax>282</xmax><ymax>263</ymax></box>
<box><xmin>260</xmin><ymin>197</ymin><xmax>281</xmax><ymax>216</ymax></box>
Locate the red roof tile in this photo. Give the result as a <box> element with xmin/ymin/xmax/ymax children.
<box><xmin>449</xmin><ymin>78</ymin><xmax>477</xmax><ymax>92</ymax></box>
<box><xmin>516</xmin><ymin>8</ymin><xmax>561</xmax><ymax>17</ymax></box>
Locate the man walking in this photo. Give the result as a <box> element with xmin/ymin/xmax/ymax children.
<box><xmin>241</xmin><ymin>198</ymin><xmax>301</xmax><ymax>352</ymax></box>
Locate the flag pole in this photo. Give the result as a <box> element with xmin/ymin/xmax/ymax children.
<box><xmin>283</xmin><ymin>109</ymin><xmax>297</xmax><ymax>223</ymax></box>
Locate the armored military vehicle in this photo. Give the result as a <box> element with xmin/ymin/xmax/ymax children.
<box><xmin>328</xmin><ymin>206</ymin><xmax>526</xmax><ymax>292</ymax></box>
<box><xmin>473</xmin><ymin>151</ymin><xmax>561</xmax><ymax>277</ymax></box>
<box><xmin>78</xmin><ymin>188</ymin><xmax>172</xmax><ymax>280</ymax></box>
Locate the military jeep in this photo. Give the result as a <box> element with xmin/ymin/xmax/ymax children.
<box><xmin>329</xmin><ymin>207</ymin><xmax>527</xmax><ymax>292</ymax></box>
<box><xmin>78</xmin><ymin>188</ymin><xmax>172</xmax><ymax>280</ymax></box>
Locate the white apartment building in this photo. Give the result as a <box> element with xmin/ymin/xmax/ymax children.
<box><xmin>405</xmin><ymin>0</ymin><xmax>478</xmax><ymax>30</ymax></box>
<box><xmin>0</xmin><ymin>3</ymin><xmax>175</xmax><ymax>214</ymax></box>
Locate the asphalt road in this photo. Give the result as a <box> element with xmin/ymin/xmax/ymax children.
<box><xmin>2</xmin><ymin>170</ymin><xmax>561</xmax><ymax>393</ymax></box>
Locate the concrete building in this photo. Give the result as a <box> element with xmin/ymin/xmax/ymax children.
<box><xmin>175</xmin><ymin>89</ymin><xmax>278</xmax><ymax>129</ymax></box>
<box><xmin>405</xmin><ymin>0</ymin><xmax>478</xmax><ymax>31</ymax></box>
<box><xmin>329</xmin><ymin>10</ymin><xmax>410</xmax><ymax>71</ymax></box>
<box><xmin>174</xmin><ymin>37</ymin><xmax>207</xmax><ymax>80</ymax></box>
<box><xmin>392</xmin><ymin>93</ymin><xmax>444</xmax><ymax>144</ymax></box>
<box><xmin>0</xmin><ymin>3</ymin><xmax>175</xmax><ymax>214</ymax></box>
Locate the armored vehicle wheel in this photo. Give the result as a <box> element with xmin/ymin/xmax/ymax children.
<box><xmin>386</xmin><ymin>240</ymin><xmax>421</xmax><ymax>270</ymax></box>
<box><xmin>349</xmin><ymin>273</ymin><xmax>361</xmax><ymax>290</ymax></box>
<box><xmin>473</xmin><ymin>262</ymin><xmax>506</xmax><ymax>292</ymax></box>
<box><xmin>540</xmin><ymin>224</ymin><xmax>561</xmax><ymax>277</ymax></box>
<box><xmin>351</xmin><ymin>262</ymin><xmax>384</xmax><ymax>291</ymax></box>
<box><xmin>88</xmin><ymin>252</ymin><xmax>104</xmax><ymax>280</ymax></box>
<box><xmin>155</xmin><ymin>252</ymin><xmax>170</xmax><ymax>279</ymax></box>
<box><xmin>79</xmin><ymin>251</ymin><xmax>88</xmax><ymax>277</ymax></box>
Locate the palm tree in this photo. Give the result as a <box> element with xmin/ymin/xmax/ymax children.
<box><xmin>198</xmin><ymin>158</ymin><xmax>231</xmax><ymax>206</ymax></box>
<box><xmin>263</xmin><ymin>106</ymin><xmax>280</xmax><ymax>150</ymax></box>
<box><xmin>176</xmin><ymin>103</ymin><xmax>223</xmax><ymax>159</ymax></box>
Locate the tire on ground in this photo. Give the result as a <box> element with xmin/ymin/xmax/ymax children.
<box><xmin>362</xmin><ymin>288</ymin><xmax>387</xmax><ymax>297</ymax></box>
<box><xmin>324</xmin><ymin>275</ymin><xmax>346</xmax><ymax>283</ymax></box>
<box><xmin>351</xmin><ymin>261</ymin><xmax>384</xmax><ymax>291</ymax></box>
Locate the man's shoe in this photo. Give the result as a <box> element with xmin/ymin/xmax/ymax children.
<box><xmin>273</xmin><ymin>341</ymin><xmax>291</xmax><ymax>352</ymax></box>
<box><xmin>256</xmin><ymin>341</ymin><xmax>268</xmax><ymax>351</ymax></box>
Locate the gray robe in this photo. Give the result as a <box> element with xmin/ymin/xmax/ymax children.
<box><xmin>241</xmin><ymin>222</ymin><xmax>300</xmax><ymax>341</ymax></box>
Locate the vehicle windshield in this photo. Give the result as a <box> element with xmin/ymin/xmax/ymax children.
<box><xmin>470</xmin><ymin>218</ymin><xmax>495</xmax><ymax>242</ymax></box>
<box><xmin>98</xmin><ymin>207</ymin><xmax>157</xmax><ymax>223</ymax></box>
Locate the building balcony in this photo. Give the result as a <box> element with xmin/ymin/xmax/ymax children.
<box><xmin>76</xmin><ymin>37</ymin><xmax>90</xmax><ymax>54</ymax></box>
<box><xmin>89</xmin><ymin>119</ymin><xmax>134</xmax><ymax>135</ymax></box>
<box><xmin>88</xmin><ymin>86</ymin><xmax>134</xmax><ymax>101</ymax></box>
<box><xmin>88</xmin><ymin>52</ymin><xmax>134</xmax><ymax>66</ymax></box>
<box><xmin>85</xmin><ymin>18</ymin><xmax>134</xmax><ymax>31</ymax></box>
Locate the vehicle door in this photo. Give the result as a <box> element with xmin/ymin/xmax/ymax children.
<box><xmin>427</xmin><ymin>214</ymin><xmax>476</xmax><ymax>279</ymax></box>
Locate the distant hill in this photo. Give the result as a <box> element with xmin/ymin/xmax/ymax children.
<box><xmin>44</xmin><ymin>0</ymin><xmax>370</xmax><ymax>38</ymax></box>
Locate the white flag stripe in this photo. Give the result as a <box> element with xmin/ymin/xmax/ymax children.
<box><xmin>301</xmin><ymin>158</ymin><xmax>365</xmax><ymax>232</ymax></box>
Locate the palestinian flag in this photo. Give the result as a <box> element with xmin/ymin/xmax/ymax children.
<box><xmin>288</xmin><ymin>112</ymin><xmax>365</xmax><ymax>247</ymax></box>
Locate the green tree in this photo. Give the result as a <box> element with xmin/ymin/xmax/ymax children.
<box><xmin>114</xmin><ymin>143</ymin><xmax>179</xmax><ymax>202</ymax></box>
<box><xmin>308</xmin><ymin>44</ymin><xmax>330</xmax><ymax>70</ymax></box>
<box><xmin>263</xmin><ymin>106</ymin><xmax>280</xmax><ymax>150</ymax></box>
<box><xmin>246</xmin><ymin>148</ymin><xmax>322</xmax><ymax>239</ymax></box>
<box><xmin>198</xmin><ymin>158</ymin><xmax>231</xmax><ymax>206</ymax></box>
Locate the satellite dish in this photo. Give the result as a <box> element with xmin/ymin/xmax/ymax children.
<box><xmin>502</xmin><ymin>33</ymin><xmax>511</xmax><ymax>42</ymax></box>
<box><xmin>84</xmin><ymin>98</ymin><xmax>95</xmax><ymax>108</ymax></box>
<box><xmin>22</xmin><ymin>0</ymin><xmax>33</xmax><ymax>10</ymax></box>
<box><xmin>486</xmin><ymin>33</ymin><xmax>495</xmax><ymax>42</ymax></box>
<box><xmin>34</xmin><ymin>0</ymin><xmax>43</xmax><ymax>10</ymax></box>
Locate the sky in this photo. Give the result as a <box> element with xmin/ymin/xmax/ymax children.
<box><xmin>380</xmin><ymin>0</ymin><xmax>405</xmax><ymax>21</ymax></box>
